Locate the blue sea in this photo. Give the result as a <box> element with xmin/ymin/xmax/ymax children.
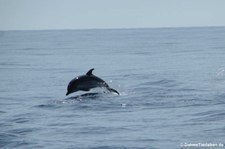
<box><xmin>1</xmin><ymin>27</ymin><xmax>225</xmax><ymax>149</ymax></box>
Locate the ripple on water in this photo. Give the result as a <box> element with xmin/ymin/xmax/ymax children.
<box><xmin>87</xmin><ymin>146</ymin><xmax>157</xmax><ymax>149</ymax></box>
<box><xmin>0</xmin><ymin>132</ymin><xmax>18</xmax><ymax>148</ymax></box>
<box><xmin>34</xmin><ymin>92</ymin><xmax>126</xmax><ymax>113</ymax></box>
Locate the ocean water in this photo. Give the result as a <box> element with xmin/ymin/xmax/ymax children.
<box><xmin>0</xmin><ymin>27</ymin><xmax>225</xmax><ymax>149</ymax></box>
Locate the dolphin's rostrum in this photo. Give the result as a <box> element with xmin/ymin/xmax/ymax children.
<box><xmin>66</xmin><ymin>68</ymin><xmax>119</xmax><ymax>96</ymax></box>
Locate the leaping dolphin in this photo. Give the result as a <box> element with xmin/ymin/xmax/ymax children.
<box><xmin>66</xmin><ymin>68</ymin><xmax>119</xmax><ymax>96</ymax></box>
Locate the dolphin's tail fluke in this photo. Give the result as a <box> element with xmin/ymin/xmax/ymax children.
<box><xmin>106</xmin><ymin>87</ymin><xmax>120</xmax><ymax>95</ymax></box>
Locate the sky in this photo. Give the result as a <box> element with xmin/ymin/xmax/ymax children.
<box><xmin>0</xmin><ymin>0</ymin><xmax>225</xmax><ymax>30</ymax></box>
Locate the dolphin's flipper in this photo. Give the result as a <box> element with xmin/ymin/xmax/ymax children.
<box><xmin>86</xmin><ymin>68</ymin><xmax>94</xmax><ymax>76</ymax></box>
<box><xmin>106</xmin><ymin>87</ymin><xmax>120</xmax><ymax>95</ymax></box>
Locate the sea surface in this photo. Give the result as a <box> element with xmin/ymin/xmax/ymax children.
<box><xmin>1</xmin><ymin>27</ymin><xmax>225</xmax><ymax>149</ymax></box>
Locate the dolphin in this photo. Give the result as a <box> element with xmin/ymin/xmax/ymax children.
<box><xmin>66</xmin><ymin>68</ymin><xmax>119</xmax><ymax>96</ymax></box>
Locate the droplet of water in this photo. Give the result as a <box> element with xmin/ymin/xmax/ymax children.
<box><xmin>121</xmin><ymin>103</ymin><xmax>126</xmax><ymax>107</ymax></box>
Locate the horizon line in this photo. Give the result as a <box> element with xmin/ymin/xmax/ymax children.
<box><xmin>0</xmin><ymin>25</ymin><xmax>224</xmax><ymax>32</ymax></box>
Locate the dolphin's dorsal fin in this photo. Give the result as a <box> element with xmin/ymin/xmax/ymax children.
<box><xmin>86</xmin><ymin>68</ymin><xmax>94</xmax><ymax>76</ymax></box>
